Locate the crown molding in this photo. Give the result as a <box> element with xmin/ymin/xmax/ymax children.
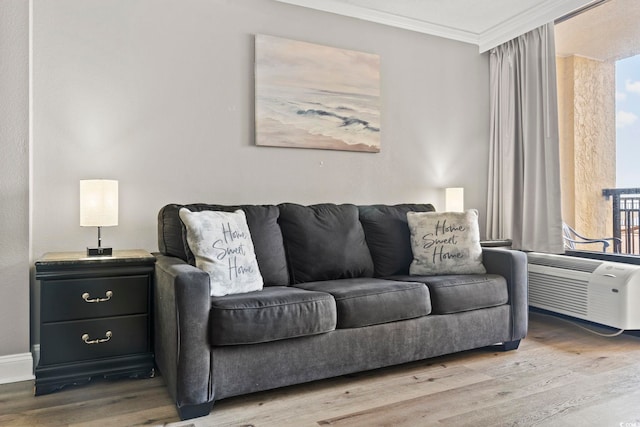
<box><xmin>272</xmin><ymin>0</ymin><xmax>479</xmax><ymax>45</ymax></box>
<box><xmin>478</xmin><ymin>0</ymin><xmax>600</xmax><ymax>52</ymax></box>
<box><xmin>273</xmin><ymin>0</ymin><xmax>597</xmax><ymax>53</ymax></box>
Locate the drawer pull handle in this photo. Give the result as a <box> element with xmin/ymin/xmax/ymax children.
<box><xmin>82</xmin><ymin>290</ymin><xmax>113</xmax><ymax>303</ymax></box>
<box><xmin>81</xmin><ymin>330</ymin><xmax>112</xmax><ymax>345</ymax></box>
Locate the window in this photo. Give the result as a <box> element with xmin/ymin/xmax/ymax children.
<box><xmin>555</xmin><ymin>0</ymin><xmax>640</xmax><ymax>255</ymax></box>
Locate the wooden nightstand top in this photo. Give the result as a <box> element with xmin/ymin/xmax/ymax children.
<box><xmin>36</xmin><ymin>249</ymin><xmax>155</xmax><ymax>266</ymax></box>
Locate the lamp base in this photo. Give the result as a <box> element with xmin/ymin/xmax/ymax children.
<box><xmin>86</xmin><ymin>247</ymin><xmax>113</xmax><ymax>257</ymax></box>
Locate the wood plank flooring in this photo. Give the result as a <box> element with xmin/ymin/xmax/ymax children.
<box><xmin>2</xmin><ymin>311</ymin><xmax>640</xmax><ymax>426</ymax></box>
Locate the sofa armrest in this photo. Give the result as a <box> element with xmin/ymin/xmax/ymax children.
<box><xmin>482</xmin><ymin>248</ymin><xmax>528</xmax><ymax>341</ymax></box>
<box><xmin>153</xmin><ymin>253</ymin><xmax>214</xmax><ymax>416</ymax></box>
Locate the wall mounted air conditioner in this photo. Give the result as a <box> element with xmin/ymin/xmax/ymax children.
<box><xmin>527</xmin><ymin>252</ymin><xmax>640</xmax><ymax>330</ymax></box>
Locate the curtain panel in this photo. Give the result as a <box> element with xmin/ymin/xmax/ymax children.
<box><xmin>486</xmin><ymin>23</ymin><xmax>564</xmax><ymax>253</ymax></box>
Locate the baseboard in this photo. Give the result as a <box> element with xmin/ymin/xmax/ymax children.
<box><xmin>0</xmin><ymin>352</ymin><xmax>35</xmax><ymax>384</ymax></box>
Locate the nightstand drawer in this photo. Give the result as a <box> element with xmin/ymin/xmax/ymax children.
<box><xmin>41</xmin><ymin>275</ymin><xmax>148</xmax><ymax>322</ymax></box>
<box><xmin>40</xmin><ymin>315</ymin><xmax>149</xmax><ymax>366</ymax></box>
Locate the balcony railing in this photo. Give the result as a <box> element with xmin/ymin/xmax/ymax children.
<box><xmin>602</xmin><ymin>188</ymin><xmax>640</xmax><ymax>254</ymax></box>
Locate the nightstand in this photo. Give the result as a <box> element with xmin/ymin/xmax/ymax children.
<box><xmin>480</xmin><ymin>239</ymin><xmax>513</xmax><ymax>248</ymax></box>
<box><xmin>34</xmin><ymin>249</ymin><xmax>156</xmax><ymax>395</ymax></box>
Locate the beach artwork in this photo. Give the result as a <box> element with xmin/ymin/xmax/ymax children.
<box><xmin>255</xmin><ymin>35</ymin><xmax>381</xmax><ymax>153</ymax></box>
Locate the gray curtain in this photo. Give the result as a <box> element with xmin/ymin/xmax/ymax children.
<box><xmin>486</xmin><ymin>23</ymin><xmax>564</xmax><ymax>253</ymax></box>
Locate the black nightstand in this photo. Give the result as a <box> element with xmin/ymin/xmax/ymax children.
<box><xmin>34</xmin><ymin>249</ymin><xmax>156</xmax><ymax>395</ymax></box>
<box><xmin>480</xmin><ymin>239</ymin><xmax>513</xmax><ymax>248</ymax></box>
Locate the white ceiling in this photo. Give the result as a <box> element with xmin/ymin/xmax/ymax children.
<box><xmin>274</xmin><ymin>0</ymin><xmax>598</xmax><ymax>52</ymax></box>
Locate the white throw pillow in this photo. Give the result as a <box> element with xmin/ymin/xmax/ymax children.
<box><xmin>407</xmin><ymin>209</ymin><xmax>486</xmax><ymax>276</ymax></box>
<box><xmin>179</xmin><ymin>208</ymin><xmax>264</xmax><ymax>296</ymax></box>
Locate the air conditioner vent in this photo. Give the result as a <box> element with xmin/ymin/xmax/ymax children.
<box><xmin>527</xmin><ymin>253</ymin><xmax>602</xmax><ymax>273</ymax></box>
<box><xmin>528</xmin><ymin>271</ymin><xmax>588</xmax><ymax>315</ymax></box>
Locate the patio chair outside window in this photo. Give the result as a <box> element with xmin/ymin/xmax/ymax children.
<box><xmin>562</xmin><ymin>222</ymin><xmax>621</xmax><ymax>253</ymax></box>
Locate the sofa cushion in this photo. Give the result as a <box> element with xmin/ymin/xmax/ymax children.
<box><xmin>179</xmin><ymin>208</ymin><xmax>263</xmax><ymax>297</ymax></box>
<box><xmin>389</xmin><ymin>274</ymin><xmax>508</xmax><ymax>314</ymax></box>
<box><xmin>210</xmin><ymin>287</ymin><xmax>336</xmax><ymax>346</ymax></box>
<box><xmin>407</xmin><ymin>209</ymin><xmax>486</xmax><ymax>276</ymax></box>
<box><xmin>158</xmin><ymin>203</ymin><xmax>289</xmax><ymax>286</ymax></box>
<box><xmin>358</xmin><ymin>204</ymin><xmax>435</xmax><ymax>277</ymax></box>
<box><xmin>278</xmin><ymin>203</ymin><xmax>374</xmax><ymax>283</ymax></box>
<box><xmin>294</xmin><ymin>278</ymin><xmax>431</xmax><ymax>328</ymax></box>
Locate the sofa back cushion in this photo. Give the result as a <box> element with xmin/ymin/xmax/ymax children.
<box><xmin>278</xmin><ymin>203</ymin><xmax>374</xmax><ymax>283</ymax></box>
<box><xmin>358</xmin><ymin>204</ymin><xmax>435</xmax><ymax>277</ymax></box>
<box><xmin>158</xmin><ymin>204</ymin><xmax>289</xmax><ymax>286</ymax></box>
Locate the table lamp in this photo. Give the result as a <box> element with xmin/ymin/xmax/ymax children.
<box><xmin>80</xmin><ymin>179</ymin><xmax>118</xmax><ymax>256</ymax></box>
<box><xmin>445</xmin><ymin>187</ymin><xmax>464</xmax><ymax>212</ymax></box>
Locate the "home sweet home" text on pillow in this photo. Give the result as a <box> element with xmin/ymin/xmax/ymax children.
<box><xmin>407</xmin><ymin>209</ymin><xmax>486</xmax><ymax>276</ymax></box>
<box><xmin>179</xmin><ymin>208</ymin><xmax>264</xmax><ymax>296</ymax></box>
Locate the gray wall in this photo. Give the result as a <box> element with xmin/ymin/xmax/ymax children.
<box><xmin>26</xmin><ymin>0</ymin><xmax>489</xmax><ymax>348</ymax></box>
<box><xmin>31</xmin><ymin>0</ymin><xmax>490</xmax><ymax>257</ymax></box>
<box><xmin>0</xmin><ymin>0</ymin><xmax>30</xmax><ymax>358</ymax></box>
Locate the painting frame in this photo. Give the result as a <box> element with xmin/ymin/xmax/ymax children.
<box><xmin>254</xmin><ymin>34</ymin><xmax>381</xmax><ymax>153</ymax></box>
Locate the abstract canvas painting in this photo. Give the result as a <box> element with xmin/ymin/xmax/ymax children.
<box><xmin>255</xmin><ymin>35</ymin><xmax>381</xmax><ymax>153</ymax></box>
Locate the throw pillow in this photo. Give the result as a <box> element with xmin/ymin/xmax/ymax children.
<box><xmin>407</xmin><ymin>209</ymin><xmax>486</xmax><ymax>275</ymax></box>
<box><xmin>179</xmin><ymin>208</ymin><xmax>264</xmax><ymax>296</ymax></box>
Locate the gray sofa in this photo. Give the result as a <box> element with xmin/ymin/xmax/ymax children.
<box><xmin>154</xmin><ymin>203</ymin><xmax>528</xmax><ymax>420</ymax></box>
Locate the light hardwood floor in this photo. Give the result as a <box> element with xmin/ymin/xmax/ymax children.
<box><xmin>2</xmin><ymin>311</ymin><xmax>640</xmax><ymax>427</ymax></box>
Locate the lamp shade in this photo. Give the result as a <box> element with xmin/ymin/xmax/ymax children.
<box><xmin>80</xmin><ymin>180</ymin><xmax>118</xmax><ymax>227</ymax></box>
<box><xmin>445</xmin><ymin>187</ymin><xmax>464</xmax><ymax>212</ymax></box>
